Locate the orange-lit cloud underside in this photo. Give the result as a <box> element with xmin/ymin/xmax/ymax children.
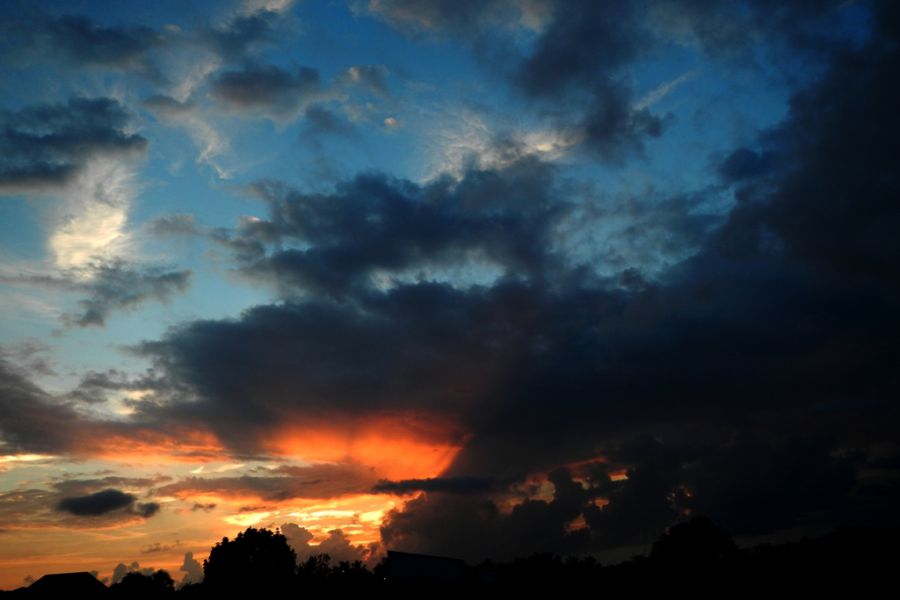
<box><xmin>0</xmin><ymin>411</ymin><xmax>463</xmax><ymax>589</ymax></box>
<box><xmin>64</xmin><ymin>411</ymin><xmax>463</xmax><ymax>476</ymax></box>
<box><xmin>266</xmin><ymin>413</ymin><xmax>462</xmax><ymax>480</ymax></box>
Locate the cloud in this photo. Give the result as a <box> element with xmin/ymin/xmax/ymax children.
<box><xmin>0</xmin><ymin>475</ymin><xmax>164</xmax><ymax>533</ymax></box>
<box><xmin>373</xmin><ymin>476</ymin><xmax>497</xmax><ymax>495</ymax></box>
<box><xmin>156</xmin><ymin>463</ymin><xmax>380</xmax><ymax>502</ymax></box>
<box><xmin>56</xmin><ymin>477</ymin><xmax>160</xmax><ymax>519</ymax></box>
<box><xmin>634</xmin><ymin>70</ymin><xmax>697</xmax><ymax>111</ymax></box>
<box><xmin>1</xmin><ymin>260</ymin><xmax>192</xmax><ymax>327</ymax></box>
<box><xmin>0</xmin><ymin>98</ymin><xmax>146</xmax><ymax>195</ymax></box>
<box><xmin>369</xmin><ymin>1</ymin><xmax>853</xmax><ymax>164</ymax></box>
<box><xmin>0</xmin><ymin>0</ymin><xmax>896</xmax><ymax>564</ymax></box>
<box><xmin>0</xmin><ymin>358</ymin><xmax>85</xmax><ymax>454</ymax></box>
<box><xmin>111</xmin><ymin>562</ymin><xmax>155</xmax><ymax>585</ymax></box>
<box><xmin>210</xmin><ymin>63</ymin><xmax>323</xmax><ymax>119</ymax></box>
<box><xmin>126</xmin><ymin>4</ymin><xmax>900</xmax><ymax>558</ymax></box>
<box><xmin>143</xmin><ymin>95</ymin><xmax>233</xmax><ymax>178</ymax></box>
<box><xmin>211</xmin><ymin>158</ymin><xmax>566</xmax><ymax>296</ymax></box>
<box><xmin>0</xmin><ymin>4</ymin><xmax>293</xmax><ymax>82</ymax></box>
<box><xmin>301</xmin><ymin>106</ymin><xmax>357</xmax><ymax>138</ymax></box>
<box><xmin>362</xmin><ymin>0</ymin><xmax>550</xmax><ymax>36</ymax></box>
<box><xmin>380</xmin><ymin>5</ymin><xmax>900</xmax><ymax>556</ymax></box>
<box><xmin>179</xmin><ymin>552</ymin><xmax>203</xmax><ymax>586</ymax></box>
<box><xmin>57</xmin><ymin>489</ymin><xmax>138</xmax><ymax>516</ymax></box>
<box><xmin>282</xmin><ymin>523</ymin><xmax>373</xmax><ymax>565</ymax></box>
<box><xmin>65</xmin><ymin>262</ymin><xmax>191</xmax><ymax>327</ymax></box>
<box><xmin>37</xmin><ymin>15</ymin><xmax>163</xmax><ymax>75</ymax></box>
<box><xmin>340</xmin><ymin>65</ymin><xmax>390</xmax><ymax>96</ymax></box>
<box><xmin>0</xmin><ymin>11</ymin><xmax>164</xmax><ymax>79</ymax></box>
<box><xmin>200</xmin><ymin>9</ymin><xmax>282</xmax><ymax>61</ymax></box>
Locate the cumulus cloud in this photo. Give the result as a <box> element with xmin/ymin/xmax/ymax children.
<box><xmin>0</xmin><ymin>98</ymin><xmax>146</xmax><ymax>195</ymax></box>
<box><xmin>121</xmin><ymin>3</ymin><xmax>900</xmax><ymax>559</ymax></box>
<box><xmin>57</xmin><ymin>489</ymin><xmax>140</xmax><ymax>516</ymax></box>
<box><xmin>179</xmin><ymin>552</ymin><xmax>204</xmax><ymax>586</ymax></box>
<box><xmin>0</xmin><ymin>358</ymin><xmax>87</xmax><ymax>454</ymax></box>
<box><xmin>0</xmin><ymin>0</ymin><xmax>896</xmax><ymax>565</ymax></box>
<box><xmin>210</xmin><ymin>63</ymin><xmax>324</xmax><ymax>119</ymax></box>
<box><xmin>282</xmin><ymin>523</ymin><xmax>373</xmax><ymax>565</ymax></box>
<box><xmin>0</xmin><ymin>12</ymin><xmax>164</xmax><ymax>79</ymax></box>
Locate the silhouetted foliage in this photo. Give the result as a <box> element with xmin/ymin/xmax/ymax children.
<box><xmin>202</xmin><ymin>527</ymin><xmax>296</xmax><ymax>591</ymax></box>
<box><xmin>7</xmin><ymin>521</ymin><xmax>900</xmax><ymax>597</ymax></box>
<box><xmin>110</xmin><ymin>569</ymin><xmax>174</xmax><ymax>595</ymax></box>
<box><xmin>650</xmin><ymin>516</ymin><xmax>738</xmax><ymax>568</ymax></box>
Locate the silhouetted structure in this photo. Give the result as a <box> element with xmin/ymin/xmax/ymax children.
<box><xmin>386</xmin><ymin>550</ymin><xmax>467</xmax><ymax>584</ymax></box>
<box><xmin>28</xmin><ymin>572</ymin><xmax>107</xmax><ymax>594</ymax></box>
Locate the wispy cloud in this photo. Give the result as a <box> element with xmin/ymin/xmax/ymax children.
<box><xmin>634</xmin><ymin>70</ymin><xmax>697</xmax><ymax>111</ymax></box>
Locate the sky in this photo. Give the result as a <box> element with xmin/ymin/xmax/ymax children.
<box><xmin>0</xmin><ymin>0</ymin><xmax>898</xmax><ymax>589</ymax></box>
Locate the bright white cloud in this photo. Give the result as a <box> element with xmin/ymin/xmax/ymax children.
<box><xmin>49</xmin><ymin>159</ymin><xmax>136</xmax><ymax>274</ymax></box>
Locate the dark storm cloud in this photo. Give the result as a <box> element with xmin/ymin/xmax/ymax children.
<box><xmin>133</xmin><ymin>15</ymin><xmax>900</xmax><ymax>545</ymax></box>
<box><xmin>381</xmin><ymin>467</ymin><xmax>592</xmax><ymax>560</ymax></box>
<box><xmin>57</xmin><ymin>489</ymin><xmax>136</xmax><ymax>516</ymax></box>
<box><xmin>372</xmin><ymin>476</ymin><xmax>497</xmax><ymax>495</ymax></box>
<box><xmin>0</xmin><ymin>98</ymin><xmax>146</xmax><ymax>193</ymax></box>
<box><xmin>0</xmin><ymin>0</ymin><xmax>888</xmax><ymax>559</ymax></box>
<box><xmin>370</xmin><ymin>1</ymin><xmax>853</xmax><ymax>163</ymax></box>
<box><xmin>0</xmin><ymin>9</ymin><xmax>163</xmax><ymax>78</ymax></box>
<box><xmin>513</xmin><ymin>2</ymin><xmax>639</xmax><ymax>98</ymax></box>
<box><xmin>232</xmin><ymin>158</ymin><xmax>564</xmax><ymax>296</ymax></box>
<box><xmin>148</xmin><ymin>158</ymin><xmax>575</xmax><ymax>295</ymax></box>
<box><xmin>133</xmin><ymin>285</ymin><xmax>511</xmax><ymax>447</ymax></box>
<box><xmin>0</xmin><ymin>261</ymin><xmax>192</xmax><ymax>327</ymax></box>
<box><xmin>0</xmin><ymin>357</ymin><xmax>191</xmax><ymax>457</ymax></box>
<box><xmin>209</xmin><ymin>63</ymin><xmax>322</xmax><ymax>117</ymax></box>
<box><xmin>56</xmin><ymin>488</ymin><xmax>160</xmax><ymax>519</ymax></box>
<box><xmin>647</xmin><ymin>0</ymin><xmax>850</xmax><ymax>65</ymax></box>
<box><xmin>38</xmin><ymin>15</ymin><xmax>162</xmax><ymax>75</ymax></box>
<box><xmin>131</xmin><ymin>0</ymin><xmax>900</xmax><ymax>556</ymax></box>
<box><xmin>0</xmin><ymin>4</ymin><xmax>289</xmax><ymax>80</ymax></box>
<box><xmin>0</xmin><ymin>358</ymin><xmax>84</xmax><ymax>454</ymax></box>
<box><xmin>513</xmin><ymin>2</ymin><xmax>665</xmax><ymax>162</ymax></box>
<box><xmin>712</xmin><ymin>34</ymin><xmax>900</xmax><ymax>287</ymax></box>
<box><xmin>379</xmin><ymin>2</ymin><xmax>900</xmax><ymax>557</ymax></box>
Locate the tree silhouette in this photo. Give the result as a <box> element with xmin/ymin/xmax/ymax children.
<box><xmin>110</xmin><ymin>569</ymin><xmax>174</xmax><ymax>595</ymax></box>
<box><xmin>650</xmin><ymin>516</ymin><xmax>737</xmax><ymax>569</ymax></box>
<box><xmin>203</xmin><ymin>527</ymin><xmax>297</xmax><ymax>591</ymax></box>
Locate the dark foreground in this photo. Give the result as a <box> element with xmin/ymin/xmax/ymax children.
<box><xmin>4</xmin><ymin>518</ymin><xmax>899</xmax><ymax>596</ymax></box>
